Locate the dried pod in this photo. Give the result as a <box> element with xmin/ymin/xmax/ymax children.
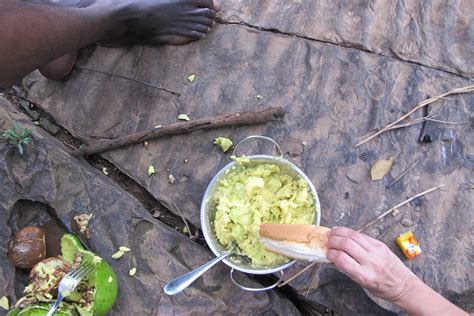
<box><xmin>7</xmin><ymin>226</ymin><xmax>46</xmax><ymax>269</ymax></box>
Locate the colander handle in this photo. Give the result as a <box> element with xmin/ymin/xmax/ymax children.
<box><xmin>232</xmin><ymin>135</ymin><xmax>283</xmax><ymax>158</ymax></box>
<box><xmin>230</xmin><ymin>269</ymin><xmax>284</xmax><ymax>292</ymax></box>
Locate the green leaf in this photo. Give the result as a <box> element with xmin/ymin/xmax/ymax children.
<box><xmin>18</xmin><ymin>143</ymin><xmax>24</xmax><ymax>155</ymax></box>
<box><xmin>21</xmin><ymin>129</ymin><xmax>32</xmax><ymax>138</ymax></box>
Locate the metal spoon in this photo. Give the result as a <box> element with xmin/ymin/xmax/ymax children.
<box><xmin>164</xmin><ymin>252</ymin><xmax>230</xmax><ymax>295</ymax></box>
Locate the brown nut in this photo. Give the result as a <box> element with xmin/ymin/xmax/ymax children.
<box><xmin>7</xmin><ymin>226</ymin><xmax>46</xmax><ymax>269</ymax></box>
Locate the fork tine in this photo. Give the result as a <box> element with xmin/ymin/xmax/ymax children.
<box><xmin>69</xmin><ymin>263</ymin><xmax>94</xmax><ymax>279</ymax></box>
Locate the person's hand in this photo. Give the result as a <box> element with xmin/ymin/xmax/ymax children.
<box><xmin>326</xmin><ymin>227</ymin><xmax>416</xmax><ymax>302</ymax></box>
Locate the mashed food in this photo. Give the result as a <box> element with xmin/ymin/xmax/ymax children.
<box><xmin>213</xmin><ymin>159</ymin><xmax>315</xmax><ymax>267</ymax></box>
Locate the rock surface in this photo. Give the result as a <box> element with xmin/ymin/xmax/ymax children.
<box><xmin>20</xmin><ymin>2</ymin><xmax>474</xmax><ymax>314</ymax></box>
<box><xmin>0</xmin><ymin>98</ymin><xmax>300</xmax><ymax>315</ymax></box>
<box><xmin>220</xmin><ymin>0</ymin><xmax>474</xmax><ymax>78</ymax></box>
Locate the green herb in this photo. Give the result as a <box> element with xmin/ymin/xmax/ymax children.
<box><xmin>1</xmin><ymin>123</ymin><xmax>32</xmax><ymax>155</ymax></box>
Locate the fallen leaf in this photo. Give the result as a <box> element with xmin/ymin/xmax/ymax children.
<box><xmin>0</xmin><ymin>296</ymin><xmax>9</xmax><ymax>310</ymax></box>
<box><xmin>119</xmin><ymin>246</ymin><xmax>131</xmax><ymax>252</ymax></box>
<box><xmin>148</xmin><ymin>165</ymin><xmax>155</xmax><ymax>176</ymax></box>
<box><xmin>177</xmin><ymin>114</ymin><xmax>190</xmax><ymax>121</ymax></box>
<box><xmin>371</xmin><ymin>157</ymin><xmax>394</xmax><ymax>180</ymax></box>
<box><xmin>129</xmin><ymin>267</ymin><xmax>137</xmax><ymax>276</ymax></box>
<box><xmin>187</xmin><ymin>74</ymin><xmax>195</xmax><ymax>83</ymax></box>
<box><xmin>111</xmin><ymin>250</ymin><xmax>125</xmax><ymax>259</ymax></box>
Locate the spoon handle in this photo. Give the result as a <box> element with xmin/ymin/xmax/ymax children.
<box><xmin>164</xmin><ymin>252</ymin><xmax>229</xmax><ymax>295</ymax></box>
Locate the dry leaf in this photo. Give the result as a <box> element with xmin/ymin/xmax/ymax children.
<box><xmin>371</xmin><ymin>157</ymin><xmax>394</xmax><ymax>180</ymax></box>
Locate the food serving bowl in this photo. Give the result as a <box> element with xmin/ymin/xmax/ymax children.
<box><xmin>200</xmin><ymin>136</ymin><xmax>321</xmax><ymax>291</ymax></box>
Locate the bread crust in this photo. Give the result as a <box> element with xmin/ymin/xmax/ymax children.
<box><xmin>259</xmin><ymin>224</ymin><xmax>331</xmax><ymax>262</ymax></box>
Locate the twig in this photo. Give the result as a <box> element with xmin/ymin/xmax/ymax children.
<box><xmin>424</xmin><ymin>118</ymin><xmax>469</xmax><ymax>125</ymax></box>
<box><xmin>389</xmin><ymin>117</ymin><xmax>468</xmax><ymax>130</ymax></box>
<box><xmin>357</xmin><ymin>184</ymin><xmax>445</xmax><ymax>232</ymax></box>
<box><xmin>355</xmin><ymin>85</ymin><xmax>474</xmax><ymax>147</ymax></box>
<box><xmin>304</xmin><ymin>263</ymin><xmax>321</xmax><ymax>297</ymax></box>
<box><xmin>74</xmin><ymin>65</ymin><xmax>181</xmax><ymax>96</ymax></box>
<box><xmin>387</xmin><ymin>158</ymin><xmax>420</xmax><ymax>188</ymax></box>
<box><xmin>172</xmin><ymin>202</ymin><xmax>193</xmax><ymax>239</ymax></box>
<box><xmin>278</xmin><ymin>261</ymin><xmax>318</xmax><ymax>287</ymax></box>
<box><xmin>72</xmin><ymin>106</ymin><xmax>286</xmax><ymax>156</ymax></box>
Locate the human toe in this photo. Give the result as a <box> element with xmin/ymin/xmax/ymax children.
<box><xmin>193</xmin><ymin>0</ymin><xmax>220</xmax><ymax>11</ymax></box>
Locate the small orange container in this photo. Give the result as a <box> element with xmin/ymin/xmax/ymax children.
<box><xmin>396</xmin><ymin>231</ymin><xmax>421</xmax><ymax>260</ymax></box>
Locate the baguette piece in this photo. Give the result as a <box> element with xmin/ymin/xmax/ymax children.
<box><xmin>259</xmin><ymin>224</ymin><xmax>332</xmax><ymax>263</ymax></box>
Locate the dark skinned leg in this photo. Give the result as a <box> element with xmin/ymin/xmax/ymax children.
<box><xmin>0</xmin><ymin>0</ymin><xmax>220</xmax><ymax>87</ymax></box>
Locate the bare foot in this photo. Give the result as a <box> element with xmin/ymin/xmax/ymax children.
<box><xmin>39</xmin><ymin>0</ymin><xmax>221</xmax><ymax>80</ymax></box>
<box><xmin>38</xmin><ymin>52</ymin><xmax>78</xmax><ymax>81</ymax></box>
<box><xmin>97</xmin><ymin>0</ymin><xmax>222</xmax><ymax>46</ymax></box>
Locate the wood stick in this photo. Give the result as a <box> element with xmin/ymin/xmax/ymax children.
<box><xmin>278</xmin><ymin>261</ymin><xmax>318</xmax><ymax>287</ymax></box>
<box><xmin>355</xmin><ymin>85</ymin><xmax>474</xmax><ymax>147</ymax></box>
<box><xmin>387</xmin><ymin>158</ymin><xmax>420</xmax><ymax>188</ymax></box>
<box><xmin>72</xmin><ymin>107</ymin><xmax>286</xmax><ymax>157</ymax></box>
<box><xmin>357</xmin><ymin>184</ymin><xmax>445</xmax><ymax>232</ymax></box>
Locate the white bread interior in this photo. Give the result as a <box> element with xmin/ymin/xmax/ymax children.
<box><xmin>259</xmin><ymin>224</ymin><xmax>332</xmax><ymax>263</ymax></box>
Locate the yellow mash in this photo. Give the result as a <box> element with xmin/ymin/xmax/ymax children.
<box><xmin>213</xmin><ymin>158</ymin><xmax>315</xmax><ymax>266</ymax></box>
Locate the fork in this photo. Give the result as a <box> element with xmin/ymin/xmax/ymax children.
<box><xmin>46</xmin><ymin>262</ymin><xmax>94</xmax><ymax>316</ymax></box>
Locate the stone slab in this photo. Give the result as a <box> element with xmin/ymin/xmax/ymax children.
<box><xmin>23</xmin><ymin>19</ymin><xmax>473</xmax><ymax>314</ymax></box>
<box><xmin>220</xmin><ymin>0</ymin><xmax>474</xmax><ymax>78</ymax></box>
<box><xmin>0</xmin><ymin>98</ymin><xmax>300</xmax><ymax>315</ymax></box>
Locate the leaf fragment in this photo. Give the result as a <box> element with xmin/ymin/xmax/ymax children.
<box><xmin>148</xmin><ymin>165</ymin><xmax>155</xmax><ymax>176</ymax></box>
<box><xmin>187</xmin><ymin>74</ymin><xmax>196</xmax><ymax>83</ymax></box>
<box><xmin>102</xmin><ymin>167</ymin><xmax>109</xmax><ymax>175</ymax></box>
<box><xmin>256</xmin><ymin>95</ymin><xmax>263</xmax><ymax>100</ymax></box>
<box><xmin>371</xmin><ymin>157</ymin><xmax>394</xmax><ymax>180</ymax></box>
<box><xmin>177</xmin><ymin>114</ymin><xmax>190</xmax><ymax>121</ymax></box>
<box><xmin>119</xmin><ymin>246</ymin><xmax>131</xmax><ymax>252</ymax></box>
<box><xmin>108</xmin><ymin>276</ymin><xmax>113</xmax><ymax>283</ymax></box>
<box><xmin>129</xmin><ymin>267</ymin><xmax>137</xmax><ymax>276</ymax></box>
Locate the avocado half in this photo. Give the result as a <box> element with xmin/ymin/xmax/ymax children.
<box><xmin>8</xmin><ymin>234</ymin><xmax>118</xmax><ymax>316</ymax></box>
